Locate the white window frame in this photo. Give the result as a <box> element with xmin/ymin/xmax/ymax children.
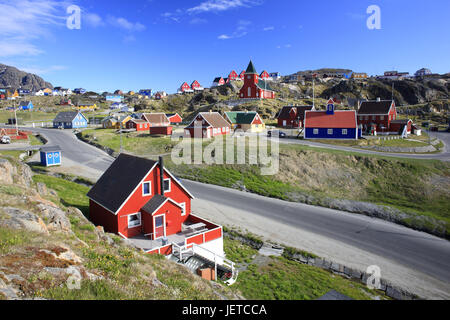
<box><xmin>342</xmin><ymin>129</ymin><xmax>348</xmax><ymax>135</ymax></box>
<box><xmin>142</xmin><ymin>181</ymin><xmax>152</xmax><ymax>196</ymax></box>
<box><xmin>127</xmin><ymin>213</ymin><xmax>141</xmax><ymax>228</ymax></box>
<box><xmin>180</xmin><ymin>202</ymin><xmax>186</xmax><ymax>216</ymax></box>
<box><xmin>328</xmin><ymin>129</ymin><xmax>333</xmax><ymax>135</ymax></box>
<box><xmin>163</xmin><ymin>178</ymin><xmax>171</xmax><ymax>193</ymax></box>
<box><xmin>313</xmin><ymin>129</ymin><xmax>319</xmax><ymax>135</ymax></box>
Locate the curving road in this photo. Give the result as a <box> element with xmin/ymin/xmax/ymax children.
<box><xmin>3</xmin><ymin>125</ymin><xmax>450</xmax><ymax>299</ymax></box>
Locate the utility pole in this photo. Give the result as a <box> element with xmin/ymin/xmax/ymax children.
<box><xmin>120</xmin><ymin>122</ymin><xmax>123</xmax><ymax>154</ymax></box>
<box><xmin>14</xmin><ymin>100</ymin><xmax>18</xmax><ymax>135</ymax></box>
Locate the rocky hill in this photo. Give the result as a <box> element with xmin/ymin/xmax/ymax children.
<box><xmin>0</xmin><ymin>64</ymin><xmax>53</xmax><ymax>91</ymax></box>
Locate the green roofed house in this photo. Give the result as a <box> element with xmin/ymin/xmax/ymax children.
<box><xmin>224</xmin><ymin>111</ymin><xmax>265</xmax><ymax>133</ymax></box>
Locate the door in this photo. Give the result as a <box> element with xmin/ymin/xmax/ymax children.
<box><xmin>53</xmin><ymin>152</ymin><xmax>60</xmax><ymax>165</ymax></box>
<box><xmin>47</xmin><ymin>153</ymin><xmax>54</xmax><ymax>166</ymax></box>
<box><xmin>154</xmin><ymin>215</ymin><xmax>166</xmax><ymax>240</ymax></box>
<box><xmin>283</xmin><ymin>120</ymin><xmax>286</xmax><ymax>127</ymax></box>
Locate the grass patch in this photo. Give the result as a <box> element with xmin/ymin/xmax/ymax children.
<box><xmin>224</xmin><ymin>238</ymin><xmax>258</xmax><ymax>264</ymax></box>
<box><xmin>32</xmin><ymin>174</ymin><xmax>90</xmax><ymax>216</ymax></box>
<box><xmin>0</xmin><ymin>226</ymin><xmax>30</xmax><ymax>253</ymax></box>
<box><xmin>41</xmin><ymin>280</ymin><xmax>125</xmax><ymax>300</ymax></box>
<box><xmin>235</xmin><ymin>256</ymin><xmax>384</xmax><ymax>300</ymax></box>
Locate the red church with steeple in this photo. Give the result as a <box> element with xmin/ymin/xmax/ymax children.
<box><xmin>239</xmin><ymin>61</ymin><xmax>275</xmax><ymax>100</ymax></box>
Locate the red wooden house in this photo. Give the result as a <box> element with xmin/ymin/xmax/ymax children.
<box><xmin>260</xmin><ymin>70</ymin><xmax>270</xmax><ymax>80</ymax></box>
<box><xmin>184</xmin><ymin>111</ymin><xmax>231</xmax><ymax>138</ymax></box>
<box><xmin>276</xmin><ymin>105</ymin><xmax>315</xmax><ymax>128</ymax></box>
<box><xmin>228</xmin><ymin>70</ymin><xmax>238</xmax><ymax>81</ymax></box>
<box><xmin>87</xmin><ymin>154</ymin><xmax>230</xmax><ymax>266</ymax></box>
<box><xmin>239</xmin><ymin>70</ymin><xmax>245</xmax><ymax>80</ymax></box>
<box><xmin>191</xmin><ymin>80</ymin><xmax>204</xmax><ymax>91</ymax></box>
<box><xmin>239</xmin><ymin>61</ymin><xmax>275</xmax><ymax>99</ymax></box>
<box><xmin>389</xmin><ymin>119</ymin><xmax>412</xmax><ymax>135</ymax></box>
<box><xmin>357</xmin><ymin>99</ymin><xmax>398</xmax><ymax>134</ymax></box>
<box><xmin>166</xmin><ymin>113</ymin><xmax>183</xmax><ymax>124</ymax></box>
<box><xmin>142</xmin><ymin>113</ymin><xmax>173</xmax><ymax>135</ymax></box>
<box><xmin>126</xmin><ymin>119</ymin><xmax>150</xmax><ymax>132</ymax></box>
<box><xmin>212</xmin><ymin>77</ymin><xmax>225</xmax><ymax>87</ymax></box>
<box><xmin>179</xmin><ymin>82</ymin><xmax>193</xmax><ymax>93</ymax></box>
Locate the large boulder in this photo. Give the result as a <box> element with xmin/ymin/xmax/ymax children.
<box><xmin>0</xmin><ymin>159</ymin><xmax>16</xmax><ymax>184</ymax></box>
<box><xmin>0</xmin><ymin>207</ymin><xmax>49</xmax><ymax>235</ymax></box>
<box><xmin>36</xmin><ymin>204</ymin><xmax>72</xmax><ymax>233</ymax></box>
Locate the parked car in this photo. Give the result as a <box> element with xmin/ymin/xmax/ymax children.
<box><xmin>1</xmin><ymin>136</ymin><xmax>11</xmax><ymax>144</ymax></box>
<box><xmin>267</xmin><ymin>130</ymin><xmax>287</xmax><ymax>138</ymax></box>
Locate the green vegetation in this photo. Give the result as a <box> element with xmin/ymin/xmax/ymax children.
<box><xmin>0</xmin><ymin>227</ymin><xmax>30</xmax><ymax>253</ymax></box>
<box><xmin>224</xmin><ymin>238</ymin><xmax>258</xmax><ymax>264</ymax></box>
<box><xmin>235</xmin><ymin>257</ymin><xmax>384</xmax><ymax>300</ymax></box>
<box><xmin>222</xmin><ymin>236</ymin><xmax>385</xmax><ymax>300</ymax></box>
<box><xmin>32</xmin><ymin>174</ymin><xmax>90</xmax><ymax>216</ymax></box>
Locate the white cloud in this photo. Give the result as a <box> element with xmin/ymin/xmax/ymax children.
<box><xmin>218</xmin><ymin>20</ymin><xmax>250</xmax><ymax>40</ymax></box>
<box><xmin>107</xmin><ymin>16</ymin><xmax>146</xmax><ymax>31</ymax></box>
<box><xmin>0</xmin><ymin>0</ymin><xmax>68</xmax><ymax>58</ymax></box>
<box><xmin>263</xmin><ymin>26</ymin><xmax>274</xmax><ymax>31</ymax></box>
<box><xmin>187</xmin><ymin>0</ymin><xmax>263</xmax><ymax>14</ymax></box>
<box><xmin>84</xmin><ymin>13</ymin><xmax>104</xmax><ymax>27</ymax></box>
<box><xmin>21</xmin><ymin>64</ymin><xmax>67</xmax><ymax>75</ymax></box>
<box><xmin>190</xmin><ymin>18</ymin><xmax>208</xmax><ymax>25</ymax></box>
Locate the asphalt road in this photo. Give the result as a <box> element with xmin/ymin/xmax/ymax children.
<box><xmin>3</xmin><ymin>125</ymin><xmax>450</xmax><ymax>297</ymax></box>
<box><xmin>183</xmin><ymin>180</ymin><xmax>450</xmax><ymax>284</ymax></box>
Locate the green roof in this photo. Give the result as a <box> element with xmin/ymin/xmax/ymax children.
<box><xmin>225</xmin><ymin>111</ymin><xmax>258</xmax><ymax>124</ymax></box>
<box><xmin>245</xmin><ymin>60</ymin><xmax>257</xmax><ymax>74</ymax></box>
<box><xmin>257</xmin><ymin>79</ymin><xmax>275</xmax><ymax>91</ymax></box>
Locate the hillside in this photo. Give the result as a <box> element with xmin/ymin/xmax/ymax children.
<box><xmin>0</xmin><ymin>64</ymin><xmax>53</xmax><ymax>91</ymax></box>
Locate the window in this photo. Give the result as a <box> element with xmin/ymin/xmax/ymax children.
<box><xmin>365</xmin><ymin>116</ymin><xmax>369</xmax><ymax>120</ymax></box>
<box><xmin>128</xmin><ymin>213</ymin><xmax>141</xmax><ymax>228</ymax></box>
<box><xmin>163</xmin><ymin>179</ymin><xmax>171</xmax><ymax>193</ymax></box>
<box><xmin>380</xmin><ymin>116</ymin><xmax>384</xmax><ymax>120</ymax></box>
<box><xmin>313</xmin><ymin>129</ymin><xmax>319</xmax><ymax>135</ymax></box>
<box><xmin>142</xmin><ymin>182</ymin><xmax>151</xmax><ymax>196</ymax></box>
<box><xmin>342</xmin><ymin>129</ymin><xmax>348</xmax><ymax>135</ymax></box>
<box><xmin>328</xmin><ymin>129</ymin><xmax>333</xmax><ymax>135</ymax></box>
<box><xmin>248</xmin><ymin>87</ymin><xmax>251</xmax><ymax>97</ymax></box>
<box><xmin>154</xmin><ymin>215</ymin><xmax>163</xmax><ymax>227</ymax></box>
<box><xmin>180</xmin><ymin>202</ymin><xmax>186</xmax><ymax>216</ymax></box>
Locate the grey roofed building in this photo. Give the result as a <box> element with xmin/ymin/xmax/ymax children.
<box><xmin>357</xmin><ymin>100</ymin><xmax>394</xmax><ymax>115</ymax></box>
<box><xmin>53</xmin><ymin>111</ymin><xmax>80</xmax><ymax>122</ymax></box>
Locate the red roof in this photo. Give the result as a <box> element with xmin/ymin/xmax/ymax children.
<box><xmin>305</xmin><ymin>110</ymin><xmax>357</xmax><ymax>128</ymax></box>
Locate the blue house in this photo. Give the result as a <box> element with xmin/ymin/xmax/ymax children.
<box><xmin>18</xmin><ymin>101</ymin><xmax>33</xmax><ymax>111</ymax></box>
<box><xmin>74</xmin><ymin>88</ymin><xmax>86</xmax><ymax>94</ymax></box>
<box><xmin>304</xmin><ymin>99</ymin><xmax>360</xmax><ymax>140</ymax></box>
<box><xmin>53</xmin><ymin>111</ymin><xmax>88</xmax><ymax>129</ymax></box>
<box><xmin>139</xmin><ymin>89</ymin><xmax>152</xmax><ymax>96</ymax></box>
<box><xmin>18</xmin><ymin>89</ymin><xmax>31</xmax><ymax>95</ymax></box>
<box><xmin>40</xmin><ymin>146</ymin><xmax>62</xmax><ymax>167</ymax></box>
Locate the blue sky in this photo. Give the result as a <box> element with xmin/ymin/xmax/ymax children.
<box><xmin>1</xmin><ymin>0</ymin><xmax>449</xmax><ymax>93</ymax></box>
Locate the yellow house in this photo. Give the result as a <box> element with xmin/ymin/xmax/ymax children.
<box><xmin>128</xmin><ymin>91</ymin><xmax>135</xmax><ymax>96</ymax></box>
<box><xmin>76</xmin><ymin>103</ymin><xmax>97</xmax><ymax>111</ymax></box>
<box><xmin>224</xmin><ymin>111</ymin><xmax>266</xmax><ymax>133</ymax></box>
<box><xmin>110</xmin><ymin>115</ymin><xmax>132</xmax><ymax>129</ymax></box>
<box><xmin>43</xmin><ymin>88</ymin><xmax>52</xmax><ymax>94</ymax></box>
<box><xmin>102</xmin><ymin>117</ymin><xmax>118</xmax><ymax>129</ymax></box>
<box><xmin>6</xmin><ymin>89</ymin><xmax>19</xmax><ymax>98</ymax></box>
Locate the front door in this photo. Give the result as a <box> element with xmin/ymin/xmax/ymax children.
<box><xmin>154</xmin><ymin>215</ymin><xmax>166</xmax><ymax>240</ymax></box>
<box><xmin>47</xmin><ymin>153</ymin><xmax>54</xmax><ymax>166</ymax></box>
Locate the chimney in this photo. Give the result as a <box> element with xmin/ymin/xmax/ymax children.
<box><xmin>376</xmin><ymin>97</ymin><xmax>381</xmax><ymax>102</ymax></box>
<box><xmin>159</xmin><ymin>156</ymin><xmax>164</xmax><ymax>196</ymax></box>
